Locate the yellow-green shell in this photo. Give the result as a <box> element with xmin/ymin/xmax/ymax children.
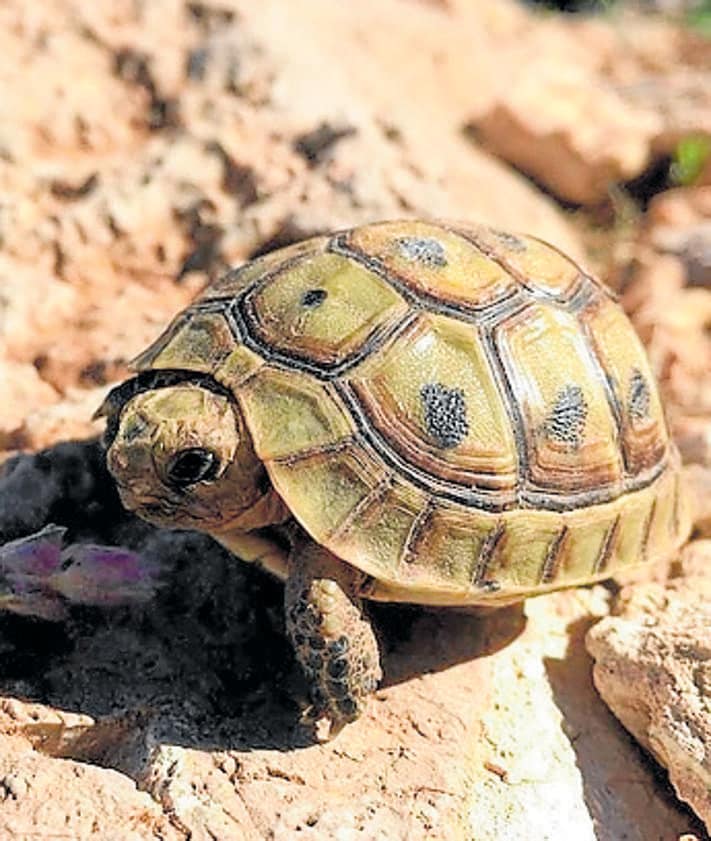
<box><xmin>131</xmin><ymin>220</ymin><xmax>691</xmax><ymax>605</ymax></box>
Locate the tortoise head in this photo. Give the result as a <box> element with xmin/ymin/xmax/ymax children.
<box><xmin>97</xmin><ymin>375</ymin><xmax>268</xmax><ymax>532</ymax></box>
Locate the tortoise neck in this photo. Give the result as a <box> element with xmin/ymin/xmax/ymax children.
<box><xmin>211</xmin><ymin>486</ymin><xmax>291</xmax><ymax>534</ymax></box>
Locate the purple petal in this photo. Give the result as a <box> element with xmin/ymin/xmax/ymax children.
<box><xmin>0</xmin><ymin>525</ymin><xmax>66</xmax><ymax>577</ymax></box>
<box><xmin>48</xmin><ymin>544</ymin><xmax>162</xmax><ymax>605</ymax></box>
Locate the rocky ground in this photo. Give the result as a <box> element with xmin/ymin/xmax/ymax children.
<box><xmin>0</xmin><ymin>0</ymin><xmax>710</xmax><ymax>838</ymax></box>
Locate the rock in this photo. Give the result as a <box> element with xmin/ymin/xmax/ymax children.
<box><xmin>683</xmin><ymin>465</ymin><xmax>711</xmax><ymax>537</ymax></box>
<box><xmin>615</xmin><ymin>188</ymin><xmax>711</xmax><ymax>440</ymax></box>
<box><xmin>0</xmin><ymin>732</ymin><xmax>182</xmax><ymax>841</ymax></box>
<box><xmin>0</xmin><ymin>360</ymin><xmax>60</xmax><ymax>449</ymax></box>
<box><xmin>587</xmin><ymin>579</ymin><xmax>711</xmax><ymax>833</ymax></box>
<box><xmin>468</xmin><ymin>13</ymin><xmax>711</xmax><ymax>204</ymax></box>
<box><xmin>471</xmin><ymin>63</ymin><xmax>659</xmax><ymax>204</ymax></box>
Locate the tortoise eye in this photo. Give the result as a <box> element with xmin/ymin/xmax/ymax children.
<box><xmin>166</xmin><ymin>448</ymin><xmax>219</xmax><ymax>487</ymax></box>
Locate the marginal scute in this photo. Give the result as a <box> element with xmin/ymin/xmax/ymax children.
<box><xmin>329</xmin><ymin>478</ymin><xmax>427</xmax><ymax>580</ymax></box>
<box><xmin>483</xmin><ymin>511</ymin><xmax>564</xmax><ymax>589</ymax></box>
<box><xmin>613</xmin><ymin>488</ymin><xmax>657</xmax><ymax>568</ymax></box>
<box><xmin>129</xmin><ymin>310</ymin><xmax>235</xmax><ymax>373</ymax></box>
<box><xmin>199</xmin><ymin>235</ymin><xmax>329</xmax><ymax>301</ymax></box>
<box><xmin>399</xmin><ymin>504</ymin><xmax>499</xmax><ymax>594</ymax></box>
<box><xmin>237</xmin><ymin>366</ymin><xmax>354</xmax><ymax>461</ymax></box>
<box><xmin>344</xmin><ymin>219</ymin><xmax>518</xmax><ymax>310</ymax></box>
<box><xmin>243</xmin><ymin>251</ymin><xmax>408</xmax><ymax>367</ymax></box>
<box><xmin>266</xmin><ymin>442</ymin><xmax>389</xmax><ymax>551</ymax></box>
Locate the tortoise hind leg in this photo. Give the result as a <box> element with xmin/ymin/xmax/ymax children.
<box><xmin>284</xmin><ymin>542</ymin><xmax>382</xmax><ymax>735</ymax></box>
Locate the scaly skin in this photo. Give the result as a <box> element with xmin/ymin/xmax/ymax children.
<box><xmin>284</xmin><ymin>541</ymin><xmax>381</xmax><ymax>734</ymax></box>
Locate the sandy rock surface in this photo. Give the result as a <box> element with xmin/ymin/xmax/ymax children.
<box><xmin>1</xmin><ymin>1</ymin><xmax>711</xmax><ymax>839</ymax></box>
<box><xmin>587</xmin><ymin>543</ymin><xmax>711</xmax><ymax>833</ymax></box>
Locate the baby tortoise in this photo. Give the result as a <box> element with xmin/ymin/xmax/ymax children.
<box><xmin>97</xmin><ymin>220</ymin><xmax>691</xmax><ymax>734</ymax></box>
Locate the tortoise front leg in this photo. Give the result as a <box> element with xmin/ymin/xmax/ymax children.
<box><xmin>284</xmin><ymin>541</ymin><xmax>382</xmax><ymax>734</ymax></box>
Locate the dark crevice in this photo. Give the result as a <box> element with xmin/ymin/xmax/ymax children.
<box><xmin>293</xmin><ymin>122</ymin><xmax>358</xmax><ymax>167</ymax></box>
<box><xmin>248</xmin><ymin>220</ymin><xmax>325</xmax><ymax>260</ymax></box>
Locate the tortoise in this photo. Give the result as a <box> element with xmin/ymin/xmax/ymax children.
<box><xmin>97</xmin><ymin>219</ymin><xmax>691</xmax><ymax>733</ymax></box>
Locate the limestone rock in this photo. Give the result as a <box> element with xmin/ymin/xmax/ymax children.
<box><xmin>587</xmin><ymin>573</ymin><xmax>711</xmax><ymax>833</ymax></box>
<box><xmin>468</xmin><ymin>14</ymin><xmax>711</xmax><ymax>204</ymax></box>
<box><xmin>0</xmin><ymin>732</ymin><xmax>182</xmax><ymax>841</ymax></box>
<box><xmin>617</xmin><ymin>188</ymin><xmax>711</xmax><ymax>442</ymax></box>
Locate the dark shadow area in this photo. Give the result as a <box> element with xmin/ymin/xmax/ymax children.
<box><xmin>0</xmin><ymin>437</ymin><xmax>525</xmax><ymax>760</ymax></box>
<box><xmin>523</xmin><ymin>0</ymin><xmax>622</xmax><ymax>12</ymax></box>
<box><xmin>544</xmin><ymin>616</ymin><xmax>710</xmax><ymax>841</ymax></box>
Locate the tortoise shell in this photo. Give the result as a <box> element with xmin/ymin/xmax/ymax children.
<box><xmin>130</xmin><ymin>220</ymin><xmax>691</xmax><ymax>605</ymax></box>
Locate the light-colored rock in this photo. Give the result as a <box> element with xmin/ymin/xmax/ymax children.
<box><xmin>617</xmin><ymin>188</ymin><xmax>711</xmax><ymax>439</ymax></box>
<box><xmin>469</xmin><ymin>14</ymin><xmax>711</xmax><ymax>204</ymax></box>
<box><xmin>0</xmin><ymin>360</ymin><xmax>59</xmax><ymax>448</ymax></box>
<box><xmin>587</xmin><ymin>579</ymin><xmax>711</xmax><ymax>833</ymax></box>
<box><xmin>473</xmin><ymin>63</ymin><xmax>659</xmax><ymax>204</ymax></box>
<box><xmin>0</xmin><ymin>732</ymin><xmax>183</xmax><ymax>841</ymax></box>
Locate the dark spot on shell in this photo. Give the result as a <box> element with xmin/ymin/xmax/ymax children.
<box><xmin>628</xmin><ymin>368</ymin><xmax>651</xmax><ymax>423</ymax></box>
<box><xmin>543</xmin><ymin>384</ymin><xmax>588</xmax><ymax>449</ymax></box>
<box><xmin>292</xmin><ymin>632</ymin><xmax>305</xmax><ymax>647</ymax></box>
<box><xmin>300</xmin><ymin>288</ymin><xmax>328</xmax><ymax>308</ymax></box>
<box><xmin>337</xmin><ymin>698</ymin><xmax>359</xmax><ymax>717</ymax></box>
<box><xmin>328</xmin><ymin>636</ymin><xmax>349</xmax><ymax>656</ymax></box>
<box><xmin>327</xmin><ymin>657</ymin><xmax>348</xmax><ymax>679</ymax></box>
<box><xmin>480</xmin><ymin>580</ymin><xmax>501</xmax><ymax>593</ymax></box>
<box><xmin>492</xmin><ymin>230</ymin><xmax>527</xmax><ymax>252</ymax></box>
<box><xmin>420</xmin><ymin>383</ymin><xmax>469</xmax><ymax>449</ymax></box>
<box><xmin>397</xmin><ymin>236</ymin><xmax>447</xmax><ymax>268</ymax></box>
